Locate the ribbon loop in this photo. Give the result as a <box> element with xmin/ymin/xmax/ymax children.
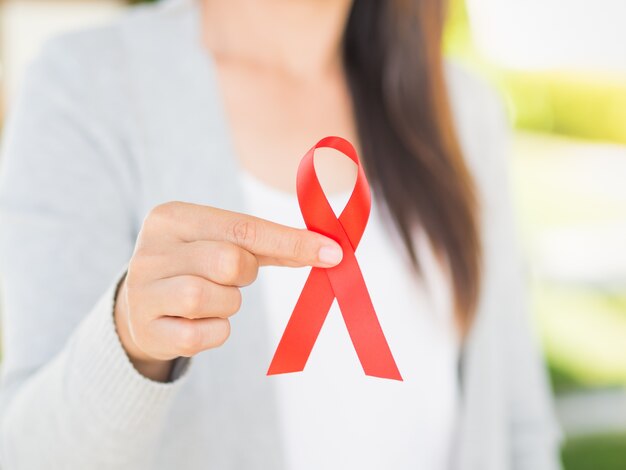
<box><xmin>267</xmin><ymin>137</ymin><xmax>403</xmax><ymax>381</ymax></box>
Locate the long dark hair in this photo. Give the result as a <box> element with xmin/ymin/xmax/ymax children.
<box><xmin>343</xmin><ymin>1</ymin><xmax>481</xmax><ymax>332</ymax></box>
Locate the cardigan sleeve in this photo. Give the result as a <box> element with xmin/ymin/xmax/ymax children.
<box><xmin>0</xmin><ymin>33</ymin><xmax>188</xmax><ymax>469</ymax></box>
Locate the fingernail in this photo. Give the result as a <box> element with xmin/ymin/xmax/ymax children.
<box><xmin>319</xmin><ymin>245</ymin><xmax>343</xmax><ymax>266</ymax></box>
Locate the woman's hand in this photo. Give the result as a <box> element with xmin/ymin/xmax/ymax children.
<box><xmin>114</xmin><ymin>201</ymin><xmax>343</xmax><ymax>382</ymax></box>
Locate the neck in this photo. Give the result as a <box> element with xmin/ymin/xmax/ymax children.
<box><xmin>200</xmin><ymin>0</ymin><xmax>353</xmax><ymax>78</ymax></box>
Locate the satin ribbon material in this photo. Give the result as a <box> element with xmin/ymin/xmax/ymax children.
<box><xmin>267</xmin><ymin>136</ymin><xmax>403</xmax><ymax>381</ymax></box>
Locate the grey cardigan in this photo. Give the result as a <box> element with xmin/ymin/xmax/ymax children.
<box><xmin>0</xmin><ymin>0</ymin><xmax>562</xmax><ymax>468</ymax></box>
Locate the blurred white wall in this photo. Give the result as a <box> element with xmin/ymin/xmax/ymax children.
<box><xmin>1</xmin><ymin>0</ymin><xmax>124</xmax><ymax>107</ymax></box>
<box><xmin>467</xmin><ymin>0</ymin><xmax>626</xmax><ymax>73</ymax></box>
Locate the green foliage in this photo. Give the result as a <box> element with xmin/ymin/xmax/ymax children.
<box><xmin>548</xmin><ymin>363</ymin><xmax>587</xmax><ymax>395</ymax></box>
<box><xmin>562</xmin><ymin>433</ymin><xmax>626</xmax><ymax>470</ymax></box>
<box><xmin>445</xmin><ymin>0</ymin><xmax>626</xmax><ymax>145</ymax></box>
<box><xmin>501</xmin><ymin>72</ymin><xmax>626</xmax><ymax>144</ymax></box>
<box><xmin>536</xmin><ymin>286</ymin><xmax>626</xmax><ymax>389</ymax></box>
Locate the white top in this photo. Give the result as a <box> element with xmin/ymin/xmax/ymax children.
<box><xmin>240</xmin><ymin>170</ymin><xmax>461</xmax><ymax>470</ymax></box>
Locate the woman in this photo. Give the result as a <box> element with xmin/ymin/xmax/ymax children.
<box><xmin>0</xmin><ymin>0</ymin><xmax>561</xmax><ymax>468</ymax></box>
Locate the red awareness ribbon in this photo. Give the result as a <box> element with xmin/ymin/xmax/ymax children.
<box><xmin>267</xmin><ymin>136</ymin><xmax>403</xmax><ymax>381</ymax></box>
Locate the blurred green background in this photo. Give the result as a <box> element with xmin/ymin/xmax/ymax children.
<box><xmin>1</xmin><ymin>0</ymin><xmax>625</xmax><ymax>468</ymax></box>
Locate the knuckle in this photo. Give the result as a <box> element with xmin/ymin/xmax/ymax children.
<box><xmin>287</xmin><ymin>233</ymin><xmax>305</xmax><ymax>261</ymax></box>
<box><xmin>147</xmin><ymin>201</ymin><xmax>182</xmax><ymax>227</ymax></box>
<box><xmin>128</xmin><ymin>250</ymin><xmax>154</xmax><ymax>277</ymax></box>
<box><xmin>176</xmin><ymin>325</ymin><xmax>203</xmax><ymax>357</ymax></box>
<box><xmin>131</xmin><ymin>243</ymin><xmax>151</xmax><ymax>260</ymax></box>
<box><xmin>247</xmin><ymin>259</ymin><xmax>259</xmax><ymax>284</ymax></box>
<box><xmin>137</xmin><ymin>216</ymin><xmax>155</xmax><ymax>240</ymax></box>
<box><xmin>216</xmin><ymin>245</ymin><xmax>242</xmax><ymax>284</ymax></box>
<box><xmin>180</xmin><ymin>279</ymin><xmax>206</xmax><ymax>314</ymax></box>
<box><xmin>124</xmin><ymin>263</ymin><xmax>148</xmax><ymax>294</ymax></box>
<box><xmin>230</xmin><ymin>289</ymin><xmax>243</xmax><ymax>315</ymax></box>
<box><xmin>237</xmin><ymin>250</ymin><xmax>256</xmax><ymax>284</ymax></box>
<box><xmin>124</xmin><ymin>267</ymin><xmax>140</xmax><ymax>291</ymax></box>
<box><xmin>230</xmin><ymin>219</ymin><xmax>258</xmax><ymax>249</ymax></box>
<box><xmin>209</xmin><ymin>319</ymin><xmax>231</xmax><ymax>348</ymax></box>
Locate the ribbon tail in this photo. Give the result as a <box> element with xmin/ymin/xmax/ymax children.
<box><xmin>267</xmin><ymin>268</ymin><xmax>334</xmax><ymax>375</ymax></box>
<box><xmin>328</xmin><ymin>250</ymin><xmax>403</xmax><ymax>381</ymax></box>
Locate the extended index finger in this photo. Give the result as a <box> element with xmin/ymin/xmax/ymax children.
<box><xmin>148</xmin><ymin>201</ymin><xmax>343</xmax><ymax>268</ymax></box>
